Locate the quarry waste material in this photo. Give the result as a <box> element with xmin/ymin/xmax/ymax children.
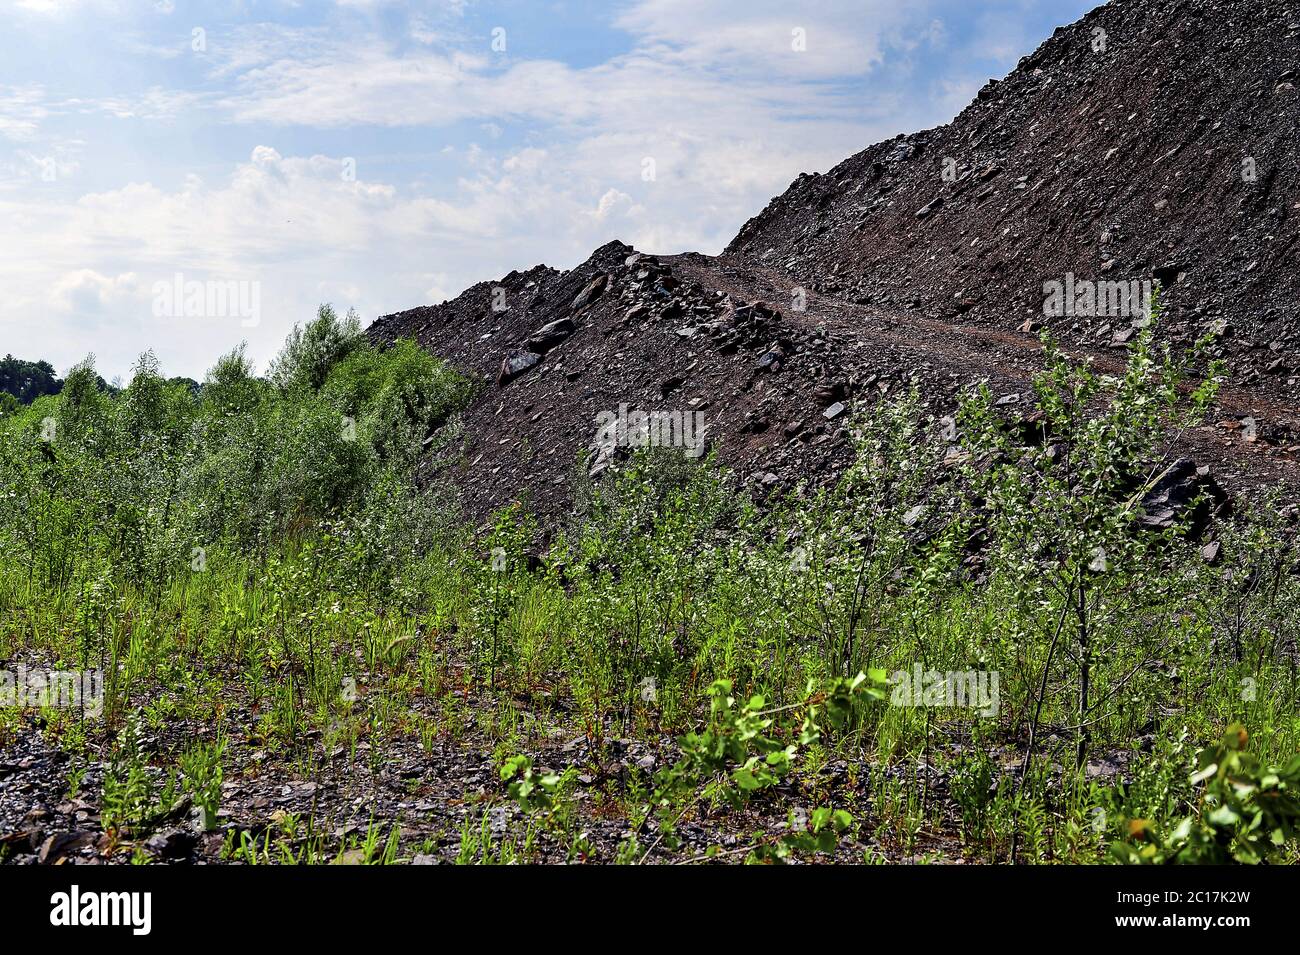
<box><xmin>369</xmin><ymin>0</ymin><xmax>1300</xmax><ymax>521</ymax></box>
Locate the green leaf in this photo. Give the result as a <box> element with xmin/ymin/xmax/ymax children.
<box><xmin>1207</xmin><ymin>805</ymin><xmax>1240</xmax><ymax>828</ymax></box>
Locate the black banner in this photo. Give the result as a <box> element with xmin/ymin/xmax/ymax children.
<box><xmin>0</xmin><ymin>864</ymin><xmax>1285</xmax><ymax>941</ymax></box>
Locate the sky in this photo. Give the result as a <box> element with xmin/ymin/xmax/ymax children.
<box><xmin>0</xmin><ymin>0</ymin><xmax>1100</xmax><ymax>383</ymax></box>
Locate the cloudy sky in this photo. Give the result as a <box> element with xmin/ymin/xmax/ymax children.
<box><xmin>1</xmin><ymin>0</ymin><xmax>1098</xmax><ymax>382</ymax></box>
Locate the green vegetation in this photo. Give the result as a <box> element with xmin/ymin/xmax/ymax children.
<box><xmin>0</xmin><ymin>354</ymin><xmax>63</xmax><ymax>407</ymax></box>
<box><xmin>1</xmin><ymin>304</ymin><xmax>1297</xmax><ymax>865</ymax></box>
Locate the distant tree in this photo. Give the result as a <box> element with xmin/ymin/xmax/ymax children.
<box><xmin>0</xmin><ymin>354</ymin><xmax>62</xmax><ymax>403</ymax></box>
<box><xmin>167</xmin><ymin>376</ymin><xmax>202</xmax><ymax>397</ymax></box>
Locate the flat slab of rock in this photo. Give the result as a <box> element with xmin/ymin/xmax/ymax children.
<box><xmin>525</xmin><ymin>317</ymin><xmax>576</xmax><ymax>353</ymax></box>
<box><xmin>572</xmin><ymin>274</ymin><xmax>608</xmax><ymax>310</ymax></box>
<box><xmin>498</xmin><ymin>351</ymin><xmax>541</xmax><ymax>386</ymax></box>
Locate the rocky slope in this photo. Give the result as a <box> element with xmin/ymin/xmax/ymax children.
<box><xmin>728</xmin><ymin>0</ymin><xmax>1300</xmax><ymax>385</ymax></box>
<box><xmin>369</xmin><ymin>0</ymin><xmax>1300</xmax><ymax>519</ymax></box>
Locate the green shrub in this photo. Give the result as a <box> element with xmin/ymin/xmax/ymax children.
<box><xmin>1112</xmin><ymin>724</ymin><xmax>1300</xmax><ymax>864</ymax></box>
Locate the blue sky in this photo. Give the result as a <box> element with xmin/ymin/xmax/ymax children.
<box><xmin>0</xmin><ymin>0</ymin><xmax>1099</xmax><ymax>381</ymax></box>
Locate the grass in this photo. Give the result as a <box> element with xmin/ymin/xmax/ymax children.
<box><xmin>1</xmin><ymin>303</ymin><xmax>1298</xmax><ymax>864</ymax></box>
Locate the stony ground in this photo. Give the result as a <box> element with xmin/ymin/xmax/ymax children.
<box><xmin>3</xmin><ymin>692</ymin><xmax>1137</xmax><ymax>865</ymax></box>
<box><xmin>0</xmin><ymin>708</ymin><xmax>961</xmax><ymax>866</ymax></box>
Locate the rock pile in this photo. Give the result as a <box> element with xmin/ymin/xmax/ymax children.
<box><xmin>370</xmin><ymin>0</ymin><xmax>1300</xmax><ymax>520</ymax></box>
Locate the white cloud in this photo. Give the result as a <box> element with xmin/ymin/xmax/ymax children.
<box><xmin>4</xmin><ymin>0</ymin><xmax>121</xmax><ymax>15</ymax></box>
<box><xmin>50</xmin><ymin>269</ymin><xmax>138</xmax><ymax>312</ymax></box>
<box><xmin>593</xmin><ymin>188</ymin><xmax>631</xmax><ymax>219</ymax></box>
<box><xmin>612</xmin><ymin>0</ymin><xmax>938</xmax><ymax>78</ymax></box>
<box><xmin>203</xmin><ymin>25</ymin><xmax>895</xmax><ymax>263</ymax></box>
<box><xmin>0</xmin><ymin>143</ymin><xmax>670</xmax><ymax>378</ymax></box>
<box><xmin>0</xmin><ymin>0</ymin><xmax>1078</xmax><ymax>381</ymax></box>
<box><xmin>72</xmin><ymin>86</ymin><xmax>204</xmax><ymax>120</ymax></box>
<box><xmin>8</xmin><ymin>148</ymin><xmax>79</xmax><ymax>182</ymax></box>
<box><xmin>0</xmin><ymin>85</ymin><xmax>50</xmax><ymax>141</ymax></box>
<box><xmin>11</xmin><ymin>0</ymin><xmax>73</xmax><ymax>11</ymax></box>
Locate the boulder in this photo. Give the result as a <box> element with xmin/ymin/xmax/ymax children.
<box><xmin>525</xmin><ymin>317</ymin><xmax>576</xmax><ymax>354</ymax></box>
<box><xmin>498</xmin><ymin>351</ymin><xmax>541</xmax><ymax>386</ymax></box>
<box><xmin>572</xmin><ymin>274</ymin><xmax>609</xmax><ymax>310</ymax></box>
<box><xmin>1138</xmin><ymin>458</ymin><xmax>1228</xmax><ymax>533</ymax></box>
